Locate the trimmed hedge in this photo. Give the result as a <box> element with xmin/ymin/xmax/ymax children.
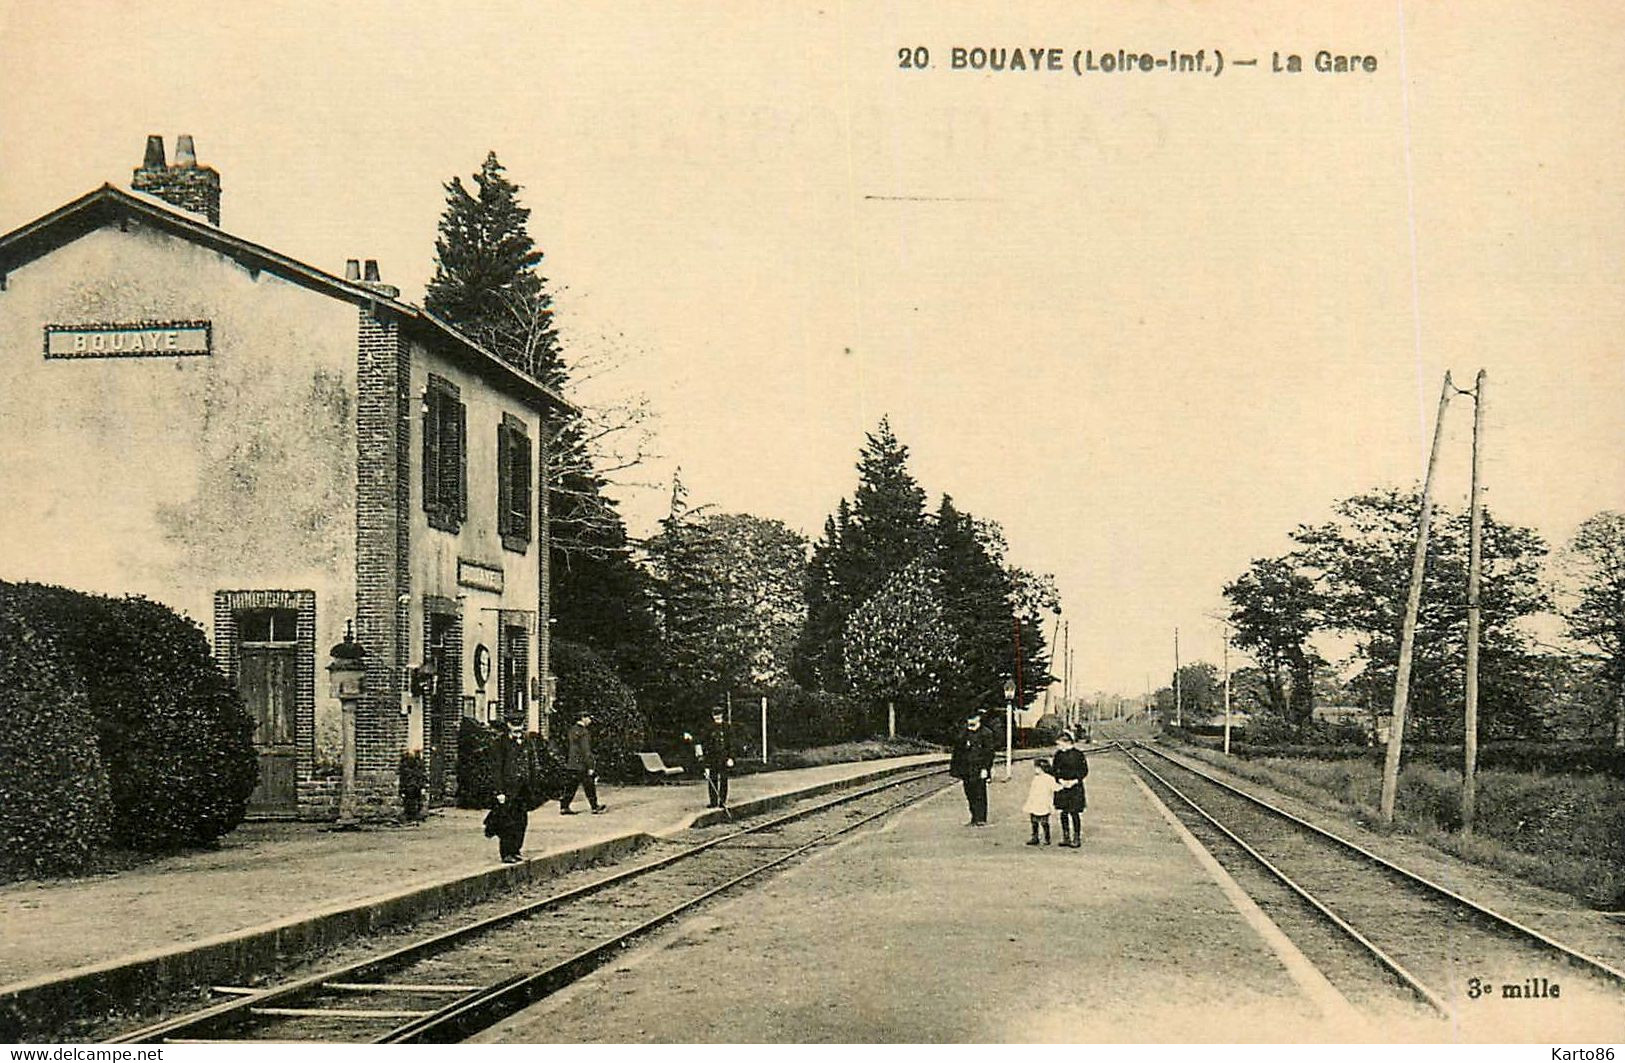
<box><xmin>1</xmin><ymin>581</ymin><xmax>257</xmax><ymax>853</ymax></box>
<box><xmin>0</xmin><ymin>598</ymin><xmax>112</xmax><ymax>876</ymax></box>
<box><xmin>549</xmin><ymin>640</ymin><xmax>647</xmax><ymax>782</ymax></box>
<box><xmin>761</xmin><ymin>684</ymin><xmax>869</xmax><ymax>751</ymax></box>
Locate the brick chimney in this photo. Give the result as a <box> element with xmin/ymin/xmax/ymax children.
<box><xmin>357</xmin><ymin>259</ymin><xmax>399</xmax><ymax>299</ymax></box>
<box><xmin>132</xmin><ymin>134</ymin><xmax>221</xmax><ymax>226</ymax></box>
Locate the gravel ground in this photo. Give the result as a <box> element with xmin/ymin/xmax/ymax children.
<box><xmin>473</xmin><ymin>756</ymin><xmax>1343</xmax><ymax>1043</ymax></box>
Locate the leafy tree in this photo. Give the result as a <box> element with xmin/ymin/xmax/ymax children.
<box><xmin>1562</xmin><ymin>511</ymin><xmax>1625</xmax><ymax>746</ymax></box>
<box><xmin>1292</xmin><ymin>487</ymin><xmax>1549</xmax><ymax>741</ymax></box>
<box><xmin>646</xmin><ymin>479</ymin><xmax>810</xmax><ymax>733</ymax></box>
<box><xmin>1153</xmin><ymin>663</ymin><xmax>1221</xmax><ymax>723</ymax></box>
<box><xmin>1228</xmin><ymin>665</ymin><xmax>1278</xmax><ymax>716</ymax></box>
<box><xmin>1223</xmin><ymin>556</ymin><xmax>1321</xmax><ymax>726</ymax></box>
<box><xmin>844</xmin><ymin>556</ymin><xmax>962</xmax><ymax>737</ymax></box>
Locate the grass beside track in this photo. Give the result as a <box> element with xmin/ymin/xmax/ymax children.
<box><xmin>1168</xmin><ymin>739</ymin><xmax>1625</xmax><ymax>909</ymax></box>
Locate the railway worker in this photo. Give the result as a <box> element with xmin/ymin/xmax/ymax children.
<box><xmin>1051</xmin><ymin>730</ymin><xmax>1089</xmax><ymax>848</ymax></box>
<box><xmin>950</xmin><ymin>711</ymin><xmax>998</xmax><ymax>826</ymax></box>
<box><xmin>492</xmin><ymin>718</ymin><xmax>536</xmax><ymax>863</ymax></box>
<box><xmin>559</xmin><ymin>712</ymin><xmax>607</xmax><ymax>815</ymax></box>
<box><xmin>700</xmin><ymin>706</ymin><xmax>734</xmax><ymax>809</ymax></box>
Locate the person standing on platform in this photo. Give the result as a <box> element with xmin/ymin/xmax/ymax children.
<box><xmin>1022</xmin><ymin>758</ymin><xmax>1059</xmax><ymax>845</ymax></box>
<box><xmin>700</xmin><ymin>706</ymin><xmax>734</xmax><ymax>809</ymax></box>
<box><xmin>950</xmin><ymin>711</ymin><xmax>998</xmax><ymax>826</ymax></box>
<box><xmin>560</xmin><ymin>712</ymin><xmax>607</xmax><ymax>815</ymax></box>
<box><xmin>1052</xmin><ymin>730</ymin><xmax>1089</xmax><ymax>848</ymax></box>
<box><xmin>492</xmin><ymin>718</ymin><xmax>536</xmax><ymax>863</ymax></box>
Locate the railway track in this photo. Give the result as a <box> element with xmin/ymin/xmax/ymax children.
<box><xmin>1118</xmin><ymin>741</ymin><xmax>1625</xmax><ymax>1037</ymax></box>
<box><xmin>109</xmin><ymin>766</ymin><xmax>955</xmax><ymax>1045</ymax></box>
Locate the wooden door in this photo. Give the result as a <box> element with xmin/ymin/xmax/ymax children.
<box><xmin>240</xmin><ymin>645</ymin><xmax>298</xmax><ymax>813</ymax></box>
<box><xmin>427</xmin><ymin>614</ymin><xmax>457</xmax><ymax>804</ymax></box>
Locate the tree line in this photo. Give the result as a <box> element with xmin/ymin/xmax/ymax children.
<box><xmin>1163</xmin><ymin>487</ymin><xmax>1625</xmax><ymax>747</ymax></box>
<box><xmin>424</xmin><ymin>153</ymin><xmax>1058</xmax><ymax>747</ymax></box>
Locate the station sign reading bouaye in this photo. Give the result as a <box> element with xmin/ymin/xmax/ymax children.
<box><xmin>44</xmin><ymin>321</ymin><xmax>212</xmax><ymax>359</ymax></box>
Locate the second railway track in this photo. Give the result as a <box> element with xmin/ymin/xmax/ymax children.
<box><xmin>1119</xmin><ymin>741</ymin><xmax>1625</xmax><ymax>1039</ymax></box>
<box><xmin>110</xmin><ymin>766</ymin><xmax>956</xmax><ymax>1045</ymax></box>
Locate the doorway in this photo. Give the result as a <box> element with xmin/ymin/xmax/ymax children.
<box><xmin>237</xmin><ymin>607</ymin><xmax>299</xmax><ymax>814</ymax></box>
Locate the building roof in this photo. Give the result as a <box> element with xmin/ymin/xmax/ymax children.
<box><xmin>0</xmin><ymin>184</ymin><xmax>575</xmax><ymax>415</ymax></box>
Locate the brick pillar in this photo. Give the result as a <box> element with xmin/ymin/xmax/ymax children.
<box><xmin>355</xmin><ymin>305</ymin><xmax>411</xmax><ymax>814</ymax></box>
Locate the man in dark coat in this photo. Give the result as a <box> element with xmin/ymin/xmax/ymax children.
<box><xmin>699</xmin><ymin>706</ymin><xmax>734</xmax><ymax>809</ymax></box>
<box><xmin>949</xmin><ymin>711</ymin><xmax>998</xmax><ymax>826</ymax></box>
<box><xmin>492</xmin><ymin>718</ymin><xmax>536</xmax><ymax>863</ymax></box>
<box><xmin>559</xmin><ymin>712</ymin><xmax>607</xmax><ymax>815</ymax></box>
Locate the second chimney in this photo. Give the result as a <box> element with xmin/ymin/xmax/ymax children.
<box><xmin>132</xmin><ymin>134</ymin><xmax>221</xmax><ymax>226</ymax></box>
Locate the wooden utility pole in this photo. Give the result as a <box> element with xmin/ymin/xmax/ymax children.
<box><xmin>1174</xmin><ymin>627</ymin><xmax>1182</xmax><ymax>727</ymax></box>
<box><xmin>1462</xmin><ymin>369</ymin><xmax>1487</xmax><ymax>834</ymax></box>
<box><xmin>1223</xmin><ymin>634</ymin><xmax>1233</xmax><ymax>756</ymax></box>
<box><xmin>1380</xmin><ymin>372</ymin><xmax>1455</xmax><ymax>825</ymax></box>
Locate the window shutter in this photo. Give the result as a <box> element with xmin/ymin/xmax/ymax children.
<box><xmin>422</xmin><ymin>391</ymin><xmax>441</xmax><ymax>514</ymax></box>
<box><xmin>517</xmin><ymin>430</ymin><xmax>532</xmax><ymax>540</ymax></box>
<box><xmin>456</xmin><ymin>400</ymin><xmax>468</xmax><ymax>522</ymax></box>
<box><xmin>497</xmin><ymin>422</ymin><xmax>513</xmax><ymax>537</ymax></box>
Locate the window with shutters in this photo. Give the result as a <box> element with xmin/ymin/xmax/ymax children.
<box><xmin>497</xmin><ymin>412</ymin><xmax>533</xmax><ymax>552</ymax></box>
<box><xmin>422</xmin><ymin>374</ymin><xmax>467</xmax><ymax>532</ymax></box>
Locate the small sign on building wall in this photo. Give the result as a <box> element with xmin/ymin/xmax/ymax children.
<box><xmin>457</xmin><ymin>558</ymin><xmax>505</xmax><ymax>594</ymax></box>
<box><xmin>45</xmin><ymin>321</ymin><xmax>211</xmax><ymax>359</ymax></box>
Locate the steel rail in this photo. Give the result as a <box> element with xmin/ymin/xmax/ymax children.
<box><xmin>1127</xmin><ymin>741</ymin><xmax>1625</xmax><ymax>990</ymax></box>
<box><xmin>1117</xmin><ymin>743</ymin><xmax>1451</xmax><ymax>1016</ymax></box>
<box><xmin>109</xmin><ymin>764</ymin><xmax>951</xmax><ymax>1045</ymax></box>
<box><xmin>379</xmin><ymin>775</ymin><xmax>953</xmax><ymax>1043</ymax></box>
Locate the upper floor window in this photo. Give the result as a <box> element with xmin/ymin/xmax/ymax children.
<box><xmin>497</xmin><ymin>413</ymin><xmax>533</xmax><ymax>551</ymax></box>
<box><xmin>423</xmin><ymin>374</ymin><xmax>466</xmax><ymax>532</ymax></box>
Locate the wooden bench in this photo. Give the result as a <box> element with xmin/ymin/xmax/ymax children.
<box><xmin>636</xmin><ymin>752</ymin><xmax>685</xmax><ymax>783</ymax></box>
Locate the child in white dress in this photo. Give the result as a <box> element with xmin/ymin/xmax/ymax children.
<box><xmin>1022</xmin><ymin>758</ymin><xmax>1059</xmax><ymax>846</ymax></box>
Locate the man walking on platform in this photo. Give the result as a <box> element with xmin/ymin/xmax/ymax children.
<box><xmin>700</xmin><ymin>706</ymin><xmax>734</xmax><ymax>809</ymax></box>
<box><xmin>492</xmin><ymin>719</ymin><xmax>536</xmax><ymax>863</ymax></box>
<box><xmin>560</xmin><ymin>712</ymin><xmax>607</xmax><ymax>815</ymax></box>
<box><xmin>950</xmin><ymin>711</ymin><xmax>998</xmax><ymax>826</ymax></box>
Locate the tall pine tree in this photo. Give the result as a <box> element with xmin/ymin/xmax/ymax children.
<box><xmin>424</xmin><ymin>153</ymin><xmax>661</xmax><ymax>708</ymax></box>
<box><xmin>424</xmin><ymin>152</ymin><xmax>549</xmax><ymax>373</ymax></box>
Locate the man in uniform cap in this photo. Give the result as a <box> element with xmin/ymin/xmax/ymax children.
<box><xmin>949</xmin><ymin>711</ymin><xmax>998</xmax><ymax>826</ymax></box>
<box><xmin>699</xmin><ymin>706</ymin><xmax>734</xmax><ymax>809</ymax></box>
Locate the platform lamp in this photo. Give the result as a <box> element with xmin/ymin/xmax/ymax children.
<box><xmin>326</xmin><ymin>620</ymin><xmax>367</xmax><ymax>826</ymax></box>
<box><xmin>1002</xmin><ymin>678</ymin><xmax>1016</xmax><ymax>781</ymax></box>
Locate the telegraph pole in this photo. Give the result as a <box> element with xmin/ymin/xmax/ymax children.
<box><xmin>1462</xmin><ymin>370</ymin><xmax>1487</xmax><ymax>834</ymax></box>
<box><xmin>1223</xmin><ymin>633</ymin><xmax>1233</xmax><ymax>756</ymax></box>
<box><xmin>1380</xmin><ymin>372</ymin><xmax>1455</xmax><ymax>826</ymax></box>
<box><xmin>1174</xmin><ymin>627</ymin><xmax>1183</xmax><ymax>727</ymax></box>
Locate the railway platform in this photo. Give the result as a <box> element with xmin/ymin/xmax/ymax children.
<box><xmin>477</xmin><ymin>751</ymin><xmax>1362</xmax><ymax>1043</ymax></box>
<box><xmin>0</xmin><ymin>751</ymin><xmax>942</xmax><ymax>1037</ymax></box>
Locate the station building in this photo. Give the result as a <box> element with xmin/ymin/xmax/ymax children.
<box><xmin>0</xmin><ymin>136</ymin><xmax>570</xmax><ymax>818</ymax></box>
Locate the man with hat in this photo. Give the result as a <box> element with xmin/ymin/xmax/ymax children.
<box><xmin>560</xmin><ymin>711</ymin><xmax>607</xmax><ymax>815</ymax></box>
<box><xmin>699</xmin><ymin>705</ymin><xmax>734</xmax><ymax>809</ymax></box>
<box><xmin>492</xmin><ymin>718</ymin><xmax>537</xmax><ymax>863</ymax></box>
<box><xmin>949</xmin><ymin>711</ymin><xmax>998</xmax><ymax>826</ymax></box>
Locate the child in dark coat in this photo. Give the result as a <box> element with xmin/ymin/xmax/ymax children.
<box><xmin>1051</xmin><ymin>731</ymin><xmax>1089</xmax><ymax>848</ymax></box>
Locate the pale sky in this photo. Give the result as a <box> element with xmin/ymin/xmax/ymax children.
<box><xmin>2</xmin><ymin>1</ymin><xmax>1620</xmax><ymax>694</ymax></box>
